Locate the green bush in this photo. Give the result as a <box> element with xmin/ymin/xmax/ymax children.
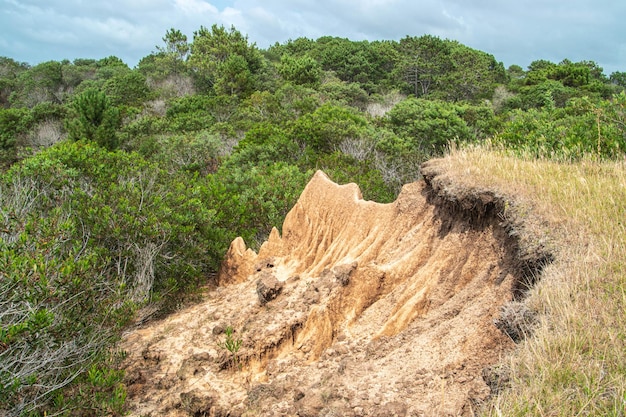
<box><xmin>317</xmin><ymin>152</ymin><xmax>396</xmax><ymax>203</ymax></box>
<box><xmin>493</xmin><ymin>93</ymin><xmax>626</xmax><ymax>159</ymax></box>
<box><xmin>0</xmin><ymin>108</ymin><xmax>32</xmax><ymax>166</ymax></box>
<box><xmin>237</xmin><ymin>91</ymin><xmax>289</xmax><ymax>126</ymax></box>
<box><xmin>103</xmin><ymin>70</ymin><xmax>151</xmax><ymax>107</ymax></box>
<box><xmin>242</xmin><ymin>121</ymin><xmax>286</xmax><ymax>146</ymax></box>
<box><xmin>0</xmin><ymin>164</ymin><xmax>131</xmax><ymax>415</ymax></box>
<box><xmin>165</xmin><ymin>94</ymin><xmax>216</xmax><ymax>130</ymax></box>
<box><xmin>208</xmin><ymin>162</ymin><xmax>311</xmax><ymax>248</ymax></box>
<box><xmin>290</xmin><ymin>103</ymin><xmax>368</xmax><ymax>154</ymax></box>
<box><xmin>278</xmin><ymin>54</ymin><xmax>322</xmax><ymax>87</ymax></box>
<box><xmin>121</xmin><ymin>114</ymin><xmax>171</xmax><ymax>138</ymax></box>
<box><xmin>138</xmin><ymin>130</ymin><xmax>223</xmax><ymax>175</ymax></box>
<box><xmin>228</xmin><ymin>139</ymin><xmax>301</xmax><ymax>172</ymax></box>
<box><xmin>65</xmin><ymin>88</ymin><xmax>121</xmax><ymax>150</ymax></box>
<box><xmin>319</xmin><ymin>79</ymin><xmax>370</xmax><ymax>110</ymax></box>
<box><xmin>0</xmin><ymin>139</ymin><xmax>227</xmax><ymax>415</ymax></box>
<box><xmin>385</xmin><ymin>97</ymin><xmax>472</xmax><ymax>156</ymax></box>
<box><xmin>516</xmin><ymin>80</ymin><xmax>580</xmax><ymax>109</ymax></box>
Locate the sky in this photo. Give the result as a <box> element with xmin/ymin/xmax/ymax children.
<box><xmin>1</xmin><ymin>0</ymin><xmax>625</xmax><ymax>75</ymax></box>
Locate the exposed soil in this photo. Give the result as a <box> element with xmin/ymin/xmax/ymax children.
<box><xmin>120</xmin><ymin>164</ymin><xmax>551</xmax><ymax>417</ymax></box>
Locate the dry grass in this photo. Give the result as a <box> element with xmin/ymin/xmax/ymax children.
<box><xmin>437</xmin><ymin>146</ymin><xmax>626</xmax><ymax>416</ymax></box>
<box><xmin>365</xmin><ymin>90</ymin><xmax>406</xmax><ymax>117</ymax></box>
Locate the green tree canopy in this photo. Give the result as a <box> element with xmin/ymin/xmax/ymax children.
<box><xmin>0</xmin><ymin>57</ymin><xmax>29</xmax><ymax>108</ymax></box>
<box><xmin>65</xmin><ymin>88</ymin><xmax>121</xmax><ymax>150</ymax></box>
<box><xmin>278</xmin><ymin>54</ymin><xmax>322</xmax><ymax>87</ymax></box>
<box><xmin>610</xmin><ymin>71</ymin><xmax>626</xmax><ymax>88</ymax></box>
<box><xmin>394</xmin><ymin>35</ymin><xmax>452</xmax><ymax>97</ymax></box>
<box><xmin>156</xmin><ymin>28</ymin><xmax>190</xmax><ymax>75</ymax></box>
<box><xmin>103</xmin><ymin>70</ymin><xmax>151</xmax><ymax>107</ymax></box>
<box><xmin>290</xmin><ymin>103</ymin><xmax>368</xmax><ymax>154</ymax></box>
<box><xmin>385</xmin><ymin>97</ymin><xmax>472</xmax><ymax>155</ymax></box>
<box><xmin>189</xmin><ymin>24</ymin><xmax>263</xmax><ymax>96</ymax></box>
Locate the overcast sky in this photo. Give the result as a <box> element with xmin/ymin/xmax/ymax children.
<box><xmin>1</xmin><ymin>0</ymin><xmax>625</xmax><ymax>75</ymax></box>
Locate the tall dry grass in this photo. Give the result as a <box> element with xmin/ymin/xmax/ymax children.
<box><xmin>437</xmin><ymin>146</ymin><xmax>626</xmax><ymax>416</ymax></box>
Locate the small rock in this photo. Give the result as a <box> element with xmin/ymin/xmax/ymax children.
<box><xmin>286</xmin><ymin>275</ymin><xmax>300</xmax><ymax>284</ymax></box>
<box><xmin>176</xmin><ymin>359</ymin><xmax>204</xmax><ymax>381</ymax></box>
<box><xmin>350</xmin><ymin>399</ymin><xmax>361</xmax><ymax>408</ymax></box>
<box><xmin>293</xmin><ymin>389</ymin><xmax>305</xmax><ymax>401</ymax></box>
<box><xmin>303</xmin><ymin>284</ymin><xmax>320</xmax><ymax>305</ymax></box>
<box><xmin>294</xmin><ymin>390</ymin><xmax>324</xmax><ymax>416</ymax></box>
<box><xmin>335</xmin><ymin>344</ymin><xmax>349</xmax><ymax>355</ymax></box>
<box><xmin>333</xmin><ymin>262</ymin><xmax>357</xmax><ymax>286</ymax></box>
<box><xmin>338</xmin><ymin>358</ymin><xmax>348</xmax><ymax>374</ymax></box>
<box><xmin>256</xmin><ymin>271</ymin><xmax>284</xmax><ymax>305</ymax></box>
<box><xmin>375</xmin><ymin>401</ymin><xmax>407</xmax><ymax>417</ymax></box>
<box><xmin>212</xmin><ymin>324</ymin><xmax>225</xmax><ymax>335</ymax></box>
<box><xmin>266</xmin><ymin>360</ymin><xmax>278</xmax><ymax>375</ymax></box>
<box><xmin>141</xmin><ymin>347</ymin><xmax>163</xmax><ymax>363</ymax></box>
<box><xmin>180</xmin><ymin>388</ymin><xmax>219</xmax><ymax>415</ymax></box>
<box><xmin>192</xmin><ymin>352</ymin><xmax>211</xmax><ymax>361</ymax></box>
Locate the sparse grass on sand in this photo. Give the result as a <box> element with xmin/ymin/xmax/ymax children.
<box><xmin>437</xmin><ymin>146</ymin><xmax>626</xmax><ymax>416</ymax></box>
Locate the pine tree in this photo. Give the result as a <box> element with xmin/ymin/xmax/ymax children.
<box><xmin>66</xmin><ymin>88</ymin><xmax>120</xmax><ymax>150</ymax></box>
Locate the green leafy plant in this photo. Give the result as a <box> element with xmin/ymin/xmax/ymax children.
<box><xmin>0</xmin><ymin>107</ymin><xmax>32</xmax><ymax>166</ymax></box>
<box><xmin>279</xmin><ymin>54</ymin><xmax>322</xmax><ymax>87</ymax></box>
<box><xmin>217</xmin><ymin>326</ymin><xmax>243</xmax><ymax>370</ymax></box>
<box><xmin>385</xmin><ymin>97</ymin><xmax>473</xmax><ymax>156</ymax></box>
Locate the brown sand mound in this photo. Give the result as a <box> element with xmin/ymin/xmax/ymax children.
<box><xmin>121</xmin><ymin>167</ymin><xmax>550</xmax><ymax>416</ymax></box>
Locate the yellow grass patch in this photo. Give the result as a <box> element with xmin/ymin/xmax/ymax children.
<box><xmin>437</xmin><ymin>146</ymin><xmax>626</xmax><ymax>416</ymax></box>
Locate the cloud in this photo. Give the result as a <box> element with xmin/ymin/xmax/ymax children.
<box><xmin>233</xmin><ymin>0</ymin><xmax>474</xmax><ymax>48</ymax></box>
<box><xmin>174</xmin><ymin>0</ymin><xmax>218</xmax><ymax>15</ymax></box>
<box><xmin>0</xmin><ymin>0</ymin><xmax>624</xmax><ymax>73</ymax></box>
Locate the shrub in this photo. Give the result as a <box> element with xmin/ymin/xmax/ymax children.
<box><xmin>65</xmin><ymin>88</ymin><xmax>121</xmax><ymax>150</ymax></box>
<box><xmin>317</xmin><ymin>152</ymin><xmax>396</xmax><ymax>203</ymax></box>
<box><xmin>138</xmin><ymin>130</ymin><xmax>223</xmax><ymax>175</ymax></box>
<box><xmin>0</xmin><ymin>140</ymin><xmax>225</xmax><ymax>415</ymax></box>
<box><xmin>0</xmin><ymin>108</ymin><xmax>32</xmax><ymax>166</ymax></box>
<box><xmin>385</xmin><ymin>97</ymin><xmax>472</xmax><ymax>156</ymax></box>
<box><xmin>208</xmin><ymin>162</ymin><xmax>311</xmax><ymax>248</ymax></box>
<box><xmin>103</xmin><ymin>70</ymin><xmax>151</xmax><ymax>107</ymax></box>
<box><xmin>0</xmin><ymin>166</ymin><xmax>131</xmax><ymax>416</ymax></box>
<box><xmin>290</xmin><ymin>103</ymin><xmax>368</xmax><ymax>154</ymax></box>
<box><xmin>278</xmin><ymin>54</ymin><xmax>322</xmax><ymax>88</ymax></box>
<box><xmin>493</xmin><ymin>93</ymin><xmax>626</xmax><ymax>159</ymax></box>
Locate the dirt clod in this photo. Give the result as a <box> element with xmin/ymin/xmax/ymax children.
<box><xmin>256</xmin><ymin>271</ymin><xmax>284</xmax><ymax>305</ymax></box>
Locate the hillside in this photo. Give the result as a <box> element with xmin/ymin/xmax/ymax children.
<box><xmin>120</xmin><ymin>162</ymin><xmax>551</xmax><ymax>416</ymax></box>
<box><xmin>2</xmin><ymin>25</ymin><xmax>625</xmax><ymax>417</ymax></box>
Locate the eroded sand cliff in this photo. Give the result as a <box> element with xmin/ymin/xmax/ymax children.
<box><xmin>121</xmin><ymin>165</ymin><xmax>550</xmax><ymax>416</ymax></box>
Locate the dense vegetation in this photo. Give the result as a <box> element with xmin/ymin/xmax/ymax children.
<box><xmin>0</xmin><ymin>25</ymin><xmax>625</xmax><ymax>416</ymax></box>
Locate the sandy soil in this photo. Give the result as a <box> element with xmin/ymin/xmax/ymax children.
<box><xmin>120</xmin><ymin>167</ymin><xmax>550</xmax><ymax>416</ymax></box>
